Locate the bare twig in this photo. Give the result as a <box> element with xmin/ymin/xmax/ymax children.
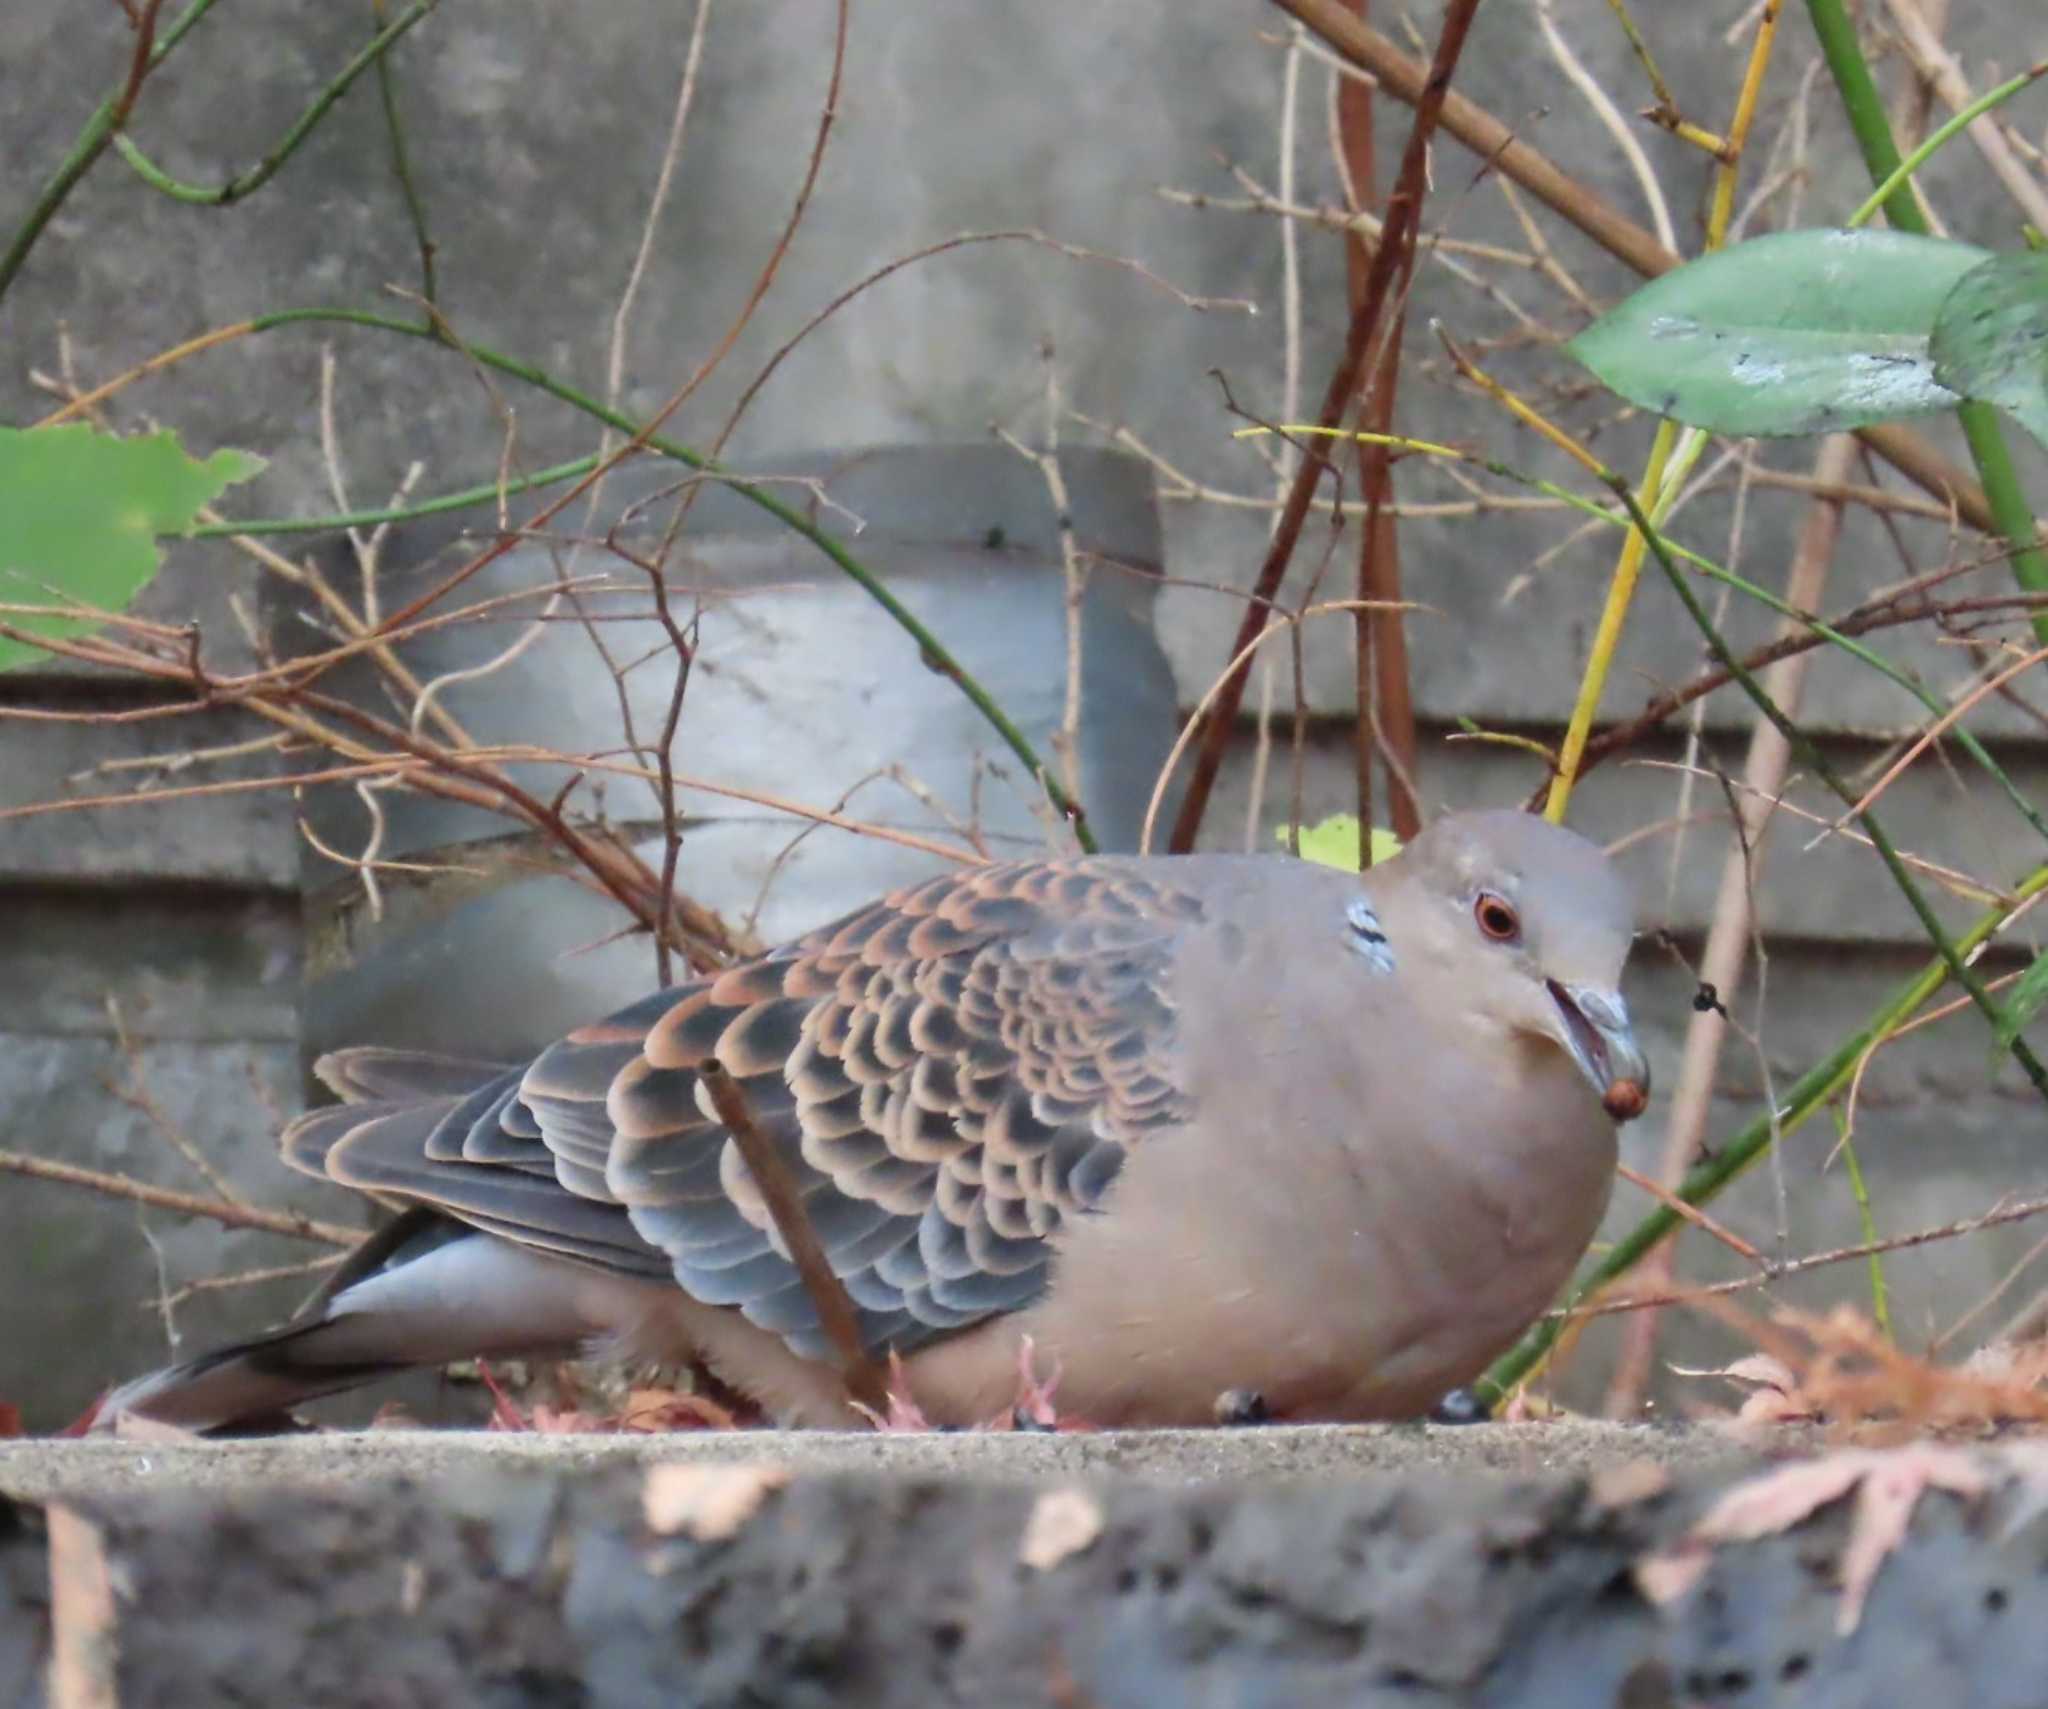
<box><xmin>1568</xmin><ymin>1193</ymin><xmax>2048</xmax><ymax>1319</ymax></box>
<box><xmin>0</xmin><ymin>1150</ymin><xmax>359</xmax><ymax>1246</ymax></box>
<box><xmin>1168</xmin><ymin>0</ymin><xmax>1481</xmax><ymax>853</ymax></box>
<box><xmin>104</xmin><ymin>997</ymin><xmax>250</xmax><ymax>1209</ymax></box>
<box><xmin>1605</xmin><ymin>433</ymin><xmax>1859</xmax><ymax>1416</ymax></box>
<box><xmin>147</xmin><ymin>1254</ymin><xmax>346</xmax><ymax>1313</ymax></box>
<box><xmin>695</xmin><ymin>1062</ymin><xmax>886</xmax><ymax>1415</ymax></box>
<box><xmin>1270</xmin><ymin>0</ymin><xmax>2007</xmax><ymax>534</ymax></box>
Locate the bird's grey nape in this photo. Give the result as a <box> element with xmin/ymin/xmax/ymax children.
<box><xmin>1344</xmin><ymin>897</ymin><xmax>1396</xmax><ymax>975</ymax></box>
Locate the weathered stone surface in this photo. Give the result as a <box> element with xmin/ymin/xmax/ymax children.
<box><xmin>0</xmin><ymin>1501</ymin><xmax>44</xmax><ymax>1709</ymax></box>
<box><xmin>0</xmin><ymin>1420</ymin><xmax>1777</xmax><ymax>1504</ymax></box>
<box><xmin>0</xmin><ymin>1034</ymin><xmax>356</xmax><ymax>1433</ymax></box>
<box><xmin>3</xmin><ymin>1435</ymin><xmax>2047</xmax><ymax>1708</ymax></box>
<box><xmin>0</xmin><ymin>887</ymin><xmax>299</xmax><ymax>1043</ymax></box>
<box><xmin>6</xmin><ymin>0</ymin><xmax>2040</xmax><ymax>732</ymax></box>
<box><xmin>0</xmin><ymin>703</ymin><xmax>296</xmax><ymax>887</ymax></box>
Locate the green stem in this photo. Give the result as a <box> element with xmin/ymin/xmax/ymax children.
<box><xmin>0</xmin><ymin>0</ymin><xmax>223</xmax><ymax>302</ymax></box>
<box><xmin>237</xmin><ymin>306</ymin><xmax>1097</xmax><ymax>849</ymax></box>
<box><xmin>1805</xmin><ymin>0</ymin><xmax>2048</xmax><ymax>644</ymax></box>
<box><xmin>1958</xmin><ymin>403</ymin><xmax>2048</xmax><ymax>648</ymax></box>
<box><xmin>1806</xmin><ymin>0</ymin><xmax>1930</xmax><ymax>234</ymax></box>
<box><xmin>111</xmin><ymin>0</ymin><xmax>438</xmax><ymax>207</ymax></box>
<box><xmin>1476</xmin><ymin>861</ymin><xmax>2048</xmax><ymax>1404</ymax></box>
<box><xmin>1847</xmin><ymin>60</ymin><xmax>2048</xmax><ymax>230</ymax></box>
<box><xmin>1835</xmin><ymin>1108</ymin><xmax>1892</xmax><ymax>1340</ymax></box>
<box><xmin>1616</xmin><ymin>476</ymin><xmax>2048</xmax><ymax>1100</ymax></box>
<box><xmin>1326</xmin><ymin>426</ymin><xmax>2048</xmax><ymax>852</ymax></box>
<box><xmin>372</xmin><ymin>0</ymin><xmax>438</xmax><ymax>307</ymax></box>
<box><xmin>1658</xmin><ymin>528</ymin><xmax>2048</xmax><ymax>854</ymax></box>
<box><xmin>192</xmin><ymin>455</ymin><xmax>602</xmax><ymax>538</ymax></box>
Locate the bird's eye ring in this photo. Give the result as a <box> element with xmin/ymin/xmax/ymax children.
<box><xmin>1474</xmin><ymin>892</ymin><xmax>1520</xmax><ymax>942</ymax></box>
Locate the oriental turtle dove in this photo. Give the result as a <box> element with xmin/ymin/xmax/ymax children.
<box><xmin>102</xmin><ymin>809</ymin><xmax>1647</xmax><ymax>1430</ymax></box>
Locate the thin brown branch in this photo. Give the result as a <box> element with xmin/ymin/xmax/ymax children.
<box><xmin>0</xmin><ymin>759</ymin><xmax>412</xmax><ymax>824</ymax></box>
<box><xmin>109</xmin><ymin>0</ymin><xmax>165</xmax><ymax>127</ymax></box>
<box><xmin>710</xmin><ymin>230</ymin><xmax>1254</xmax><ymax>484</ymax></box>
<box><xmin>147</xmin><ymin>1254</ymin><xmax>346</xmax><ymax>1313</ymax></box>
<box><xmin>1569</xmin><ymin>1193</ymin><xmax>2048</xmax><ymax>1319</ymax></box>
<box><xmin>1613</xmin><ymin>1162</ymin><xmax>1763</xmax><ymax>1263</ymax></box>
<box><xmin>599</xmin><ymin>535</ymin><xmax>702</xmax><ymax>987</ymax></box>
<box><xmin>1168</xmin><ymin>0</ymin><xmax>1481</xmax><ymax>853</ymax></box>
<box><xmin>696</xmin><ymin>1062</ymin><xmax>887</xmax><ymax>1415</ymax></box>
<box><xmin>0</xmin><ymin>1149</ymin><xmax>360</xmax><ymax>1246</ymax></box>
<box><xmin>104</xmin><ymin>996</ymin><xmax>251</xmax><ymax>1209</ymax></box>
<box><xmin>1332</xmin><ymin>0</ymin><xmax>1409</xmax><ymax>855</ymax></box>
<box><xmin>1269</xmin><ymin>0</ymin><xmax>2007</xmax><ymax>536</ymax></box>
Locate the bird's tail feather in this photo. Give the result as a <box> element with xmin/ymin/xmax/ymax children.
<box><xmin>94</xmin><ymin>1217</ymin><xmax>602</xmax><ymax>1433</ymax></box>
<box><xmin>91</xmin><ymin>1317</ymin><xmax>417</xmax><ymax>1433</ymax></box>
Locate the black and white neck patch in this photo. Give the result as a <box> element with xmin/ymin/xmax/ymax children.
<box><xmin>1345</xmin><ymin>897</ymin><xmax>1396</xmax><ymax>975</ymax></box>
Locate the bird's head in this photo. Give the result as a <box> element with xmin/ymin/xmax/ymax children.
<box><xmin>1381</xmin><ymin>809</ymin><xmax>1650</xmax><ymax>1122</ymax></box>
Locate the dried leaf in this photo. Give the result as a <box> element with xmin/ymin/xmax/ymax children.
<box><xmin>619</xmin><ymin>1388</ymin><xmax>742</xmax><ymax>1433</ymax></box>
<box><xmin>1633</xmin><ymin>1549</ymin><xmax>1709</xmax><ymax>1608</ymax></box>
<box><xmin>0</xmin><ymin>1402</ymin><xmax>21</xmax><ymax>1439</ymax></box>
<box><xmin>46</xmin><ymin>1507</ymin><xmax>117</xmax><ymax>1709</ymax></box>
<box><xmin>1589</xmin><ymin>1459</ymin><xmax>1671</xmax><ymax>1512</ymax></box>
<box><xmin>643</xmin><ymin>1461</ymin><xmax>792</xmax><ymax>1541</ymax></box>
<box><xmin>1670</xmin><ymin>1354</ymin><xmax>1799</xmax><ymax>1392</ymax></box>
<box><xmin>1637</xmin><ymin>1446</ymin><xmax>1988</xmax><ymax>1634</ymax></box>
<box><xmin>524</xmin><ymin>1404</ymin><xmax>607</xmax><ymax>1434</ymax></box>
<box><xmin>1835</xmin><ymin>1447</ymin><xmax>1985</xmax><ymax>1634</ymax></box>
<box><xmin>1019</xmin><ymin>1487</ymin><xmax>1104</xmax><ymax>1571</ymax></box>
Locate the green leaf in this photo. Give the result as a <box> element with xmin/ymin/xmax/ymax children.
<box><xmin>1567</xmin><ymin>228</ymin><xmax>1991</xmax><ymax>437</ymax></box>
<box><xmin>0</xmin><ymin>424</ymin><xmax>264</xmax><ymax>672</ymax></box>
<box><xmin>1930</xmin><ymin>252</ymin><xmax>2048</xmax><ymax>453</ymax></box>
<box><xmin>1279</xmin><ymin>813</ymin><xmax>1403</xmax><ymax>872</ymax></box>
<box><xmin>1996</xmin><ymin>946</ymin><xmax>2048</xmax><ymax>1053</ymax></box>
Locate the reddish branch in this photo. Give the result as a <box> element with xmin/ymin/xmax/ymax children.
<box><xmin>0</xmin><ymin>1149</ymin><xmax>360</xmax><ymax>1247</ymax></box>
<box><xmin>110</xmin><ymin>0</ymin><xmax>164</xmax><ymax>128</ymax></box>
<box><xmin>1335</xmin><ymin>0</ymin><xmax>1420</xmax><ymax>851</ymax></box>
<box><xmin>1168</xmin><ymin>0</ymin><xmax>1482</xmax><ymax>853</ymax></box>
<box><xmin>1272</xmin><ymin>0</ymin><xmax>2000</xmax><ymax>534</ymax></box>
<box><xmin>696</xmin><ymin>1063</ymin><xmax>887</xmax><ymax>1416</ymax></box>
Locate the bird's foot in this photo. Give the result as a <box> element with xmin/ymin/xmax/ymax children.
<box><xmin>1004</xmin><ymin>1335</ymin><xmax>1067</xmax><ymax>1431</ymax></box>
<box><xmin>856</xmin><ymin>1351</ymin><xmax>942</xmax><ymax>1432</ymax></box>
<box><xmin>475</xmin><ymin>1358</ymin><xmax>533</xmax><ymax>1431</ymax></box>
<box><xmin>858</xmin><ymin>1340</ymin><xmax>1093</xmax><ymax>1432</ymax></box>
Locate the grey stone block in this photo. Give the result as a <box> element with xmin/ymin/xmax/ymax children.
<box><xmin>0</xmin><ymin>1035</ymin><xmax>356</xmax><ymax>1432</ymax></box>
<box><xmin>0</xmin><ymin>704</ymin><xmax>297</xmax><ymax>888</ymax></box>
<box><xmin>1199</xmin><ymin>714</ymin><xmax>2048</xmax><ymax>945</ymax></box>
<box><xmin>0</xmin><ymin>889</ymin><xmax>299</xmax><ymax>1043</ymax></box>
<box><xmin>8</xmin><ymin>1437</ymin><xmax>2048</xmax><ymax>1709</ymax></box>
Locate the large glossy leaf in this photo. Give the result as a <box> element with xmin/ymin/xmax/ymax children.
<box><xmin>1568</xmin><ymin>229</ymin><xmax>1992</xmax><ymax>436</ymax></box>
<box><xmin>1930</xmin><ymin>251</ymin><xmax>2048</xmax><ymax>453</ymax></box>
<box><xmin>0</xmin><ymin>424</ymin><xmax>263</xmax><ymax>672</ymax></box>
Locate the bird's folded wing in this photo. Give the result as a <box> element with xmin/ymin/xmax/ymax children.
<box><xmin>284</xmin><ymin>860</ymin><xmax>1204</xmax><ymax>1363</ymax></box>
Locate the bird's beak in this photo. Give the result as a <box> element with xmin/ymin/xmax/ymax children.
<box><xmin>1546</xmin><ymin>982</ymin><xmax>1651</xmax><ymax>1121</ymax></box>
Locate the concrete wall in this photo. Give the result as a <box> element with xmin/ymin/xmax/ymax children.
<box><xmin>4</xmin><ymin>0</ymin><xmax>2046</xmax><ymax>1427</ymax></box>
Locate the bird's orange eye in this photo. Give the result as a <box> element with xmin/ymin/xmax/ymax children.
<box><xmin>1474</xmin><ymin>893</ymin><xmax>1520</xmax><ymax>942</ymax></box>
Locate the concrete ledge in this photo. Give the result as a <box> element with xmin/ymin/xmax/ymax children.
<box><xmin>11</xmin><ymin>1427</ymin><xmax>2048</xmax><ymax>1706</ymax></box>
<box><xmin>0</xmin><ymin>1421</ymin><xmax>1777</xmax><ymax>1504</ymax></box>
